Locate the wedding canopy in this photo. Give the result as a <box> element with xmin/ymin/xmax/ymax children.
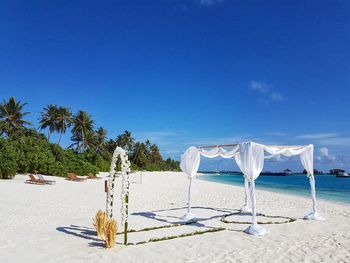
<box><xmin>180</xmin><ymin>141</ymin><xmax>324</xmax><ymax>236</ymax></box>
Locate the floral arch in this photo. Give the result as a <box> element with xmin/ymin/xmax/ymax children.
<box><xmin>106</xmin><ymin>147</ymin><xmax>131</xmax><ymax>244</ymax></box>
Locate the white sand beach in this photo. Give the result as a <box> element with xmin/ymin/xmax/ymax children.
<box><xmin>1</xmin><ymin>171</ymin><xmax>350</xmax><ymax>263</ymax></box>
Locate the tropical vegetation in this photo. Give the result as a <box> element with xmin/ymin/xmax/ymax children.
<box><xmin>0</xmin><ymin>96</ymin><xmax>180</xmax><ymax>179</ymax></box>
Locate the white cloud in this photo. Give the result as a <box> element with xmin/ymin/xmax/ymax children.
<box><xmin>250</xmin><ymin>81</ymin><xmax>270</xmax><ymax>93</ymax></box>
<box><xmin>294</xmin><ymin>133</ymin><xmax>350</xmax><ymax>146</ymax></box>
<box><xmin>198</xmin><ymin>0</ymin><xmax>223</xmax><ymax>6</ymax></box>
<box><xmin>319</xmin><ymin>147</ymin><xmax>329</xmax><ymax>157</ymax></box>
<box><xmin>295</xmin><ymin>133</ymin><xmax>339</xmax><ymax>140</ymax></box>
<box><xmin>264</xmin><ymin>132</ymin><xmax>288</xmax><ymax>137</ymax></box>
<box><xmin>269</xmin><ymin>92</ymin><xmax>284</xmax><ymax>102</ymax></box>
<box><xmin>316</xmin><ymin>147</ymin><xmax>336</xmax><ymax>161</ymax></box>
<box><xmin>249</xmin><ymin>81</ymin><xmax>284</xmax><ymax>103</ymax></box>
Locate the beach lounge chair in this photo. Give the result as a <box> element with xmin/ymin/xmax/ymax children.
<box><xmin>26</xmin><ymin>174</ymin><xmax>46</xmax><ymax>185</ymax></box>
<box><xmin>67</xmin><ymin>173</ymin><xmax>87</xmax><ymax>182</ymax></box>
<box><xmin>37</xmin><ymin>174</ymin><xmax>56</xmax><ymax>185</ymax></box>
<box><xmin>87</xmin><ymin>173</ymin><xmax>102</xmax><ymax>179</ymax></box>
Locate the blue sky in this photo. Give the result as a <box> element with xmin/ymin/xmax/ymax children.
<box><xmin>0</xmin><ymin>0</ymin><xmax>349</xmax><ymax>172</ymax></box>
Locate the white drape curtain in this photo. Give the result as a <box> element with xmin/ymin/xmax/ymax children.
<box><xmin>180</xmin><ymin>143</ymin><xmax>316</xmax><ymax>180</ymax></box>
<box><xmin>263</xmin><ymin>144</ymin><xmax>318</xmax><ymax>215</ymax></box>
<box><xmin>235</xmin><ymin>142</ymin><xmax>265</xmax><ymax>181</ymax></box>
<box><xmin>234</xmin><ymin>142</ymin><xmax>265</xmax><ymax>226</ymax></box>
<box><xmin>200</xmin><ymin>146</ymin><xmax>239</xmax><ymax>159</ymax></box>
<box><xmin>264</xmin><ymin>145</ymin><xmax>306</xmax><ymax>157</ymax></box>
<box><xmin>299</xmin><ymin>145</ymin><xmax>314</xmax><ymax>175</ymax></box>
<box><xmin>299</xmin><ymin>145</ymin><xmax>319</xmax><ymax>217</ymax></box>
<box><xmin>180</xmin><ymin>146</ymin><xmax>239</xmax><ymax>217</ymax></box>
<box><xmin>180</xmin><ymin>146</ymin><xmax>201</xmax><ymax>178</ymax></box>
<box><xmin>180</xmin><ymin>142</ymin><xmax>322</xmax><ymax>231</ymax></box>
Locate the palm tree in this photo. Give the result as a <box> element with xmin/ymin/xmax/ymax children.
<box><xmin>132</xmin><ymin>142</ymin><xmax>148</xmax><ymax>168</ymax></box>
<box><xmin>95</xmin><ymin>127</ymin><xmax>107</xmax><ymax>154</ymax></box>
<box><xmin>116</xmin><ymin>130</ymin><xmax>134</xmax><ymax>151</ymax></box>
<box><xmin>0</xmin><ymin>96</ymin><xmax>31</xmax><ymax>137</ymax></box>
<box><xmin>105</xmin><ymin>138</ymin><xmax>116</xmax><ymax>154</ymax></box>
<box><xmin>84</xmin><ymin>131</ymin><xmax>99</xmax><ymax>150</ymax></box>
<box><xmin>39</xmin><ymin>104</ymin><xmax>58</xmax><ymax>140</ymax></box>
<box><xmin>56</xmin><ymin>106</ymin><xmax>72</xmax><ymax>145</ymax></box>
<box><xmin>0</xmin><ymin>121</ymin><xmax>6</xmax><ymax>136</ymax></box>
<box><xmin>71</xmin><ymin>110</ymin><xmax>94</xmax><ymax>151</ymax></box>
<box><xmin>150</xmin><ymin>144</ymin><xmax>162</xmax><ymax>164</ymax></box>
<box><xmin>145</xmin><ymin>139</ymin><xmax>151</xmax><ymax>152</ymax></box>
<box><xmin>69</xmin><ymin>133</ymin><xmax>82</xmax><ymax>152</ymax></box>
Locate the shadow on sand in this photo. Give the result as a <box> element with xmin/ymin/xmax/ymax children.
<box><xmin>132</xmin><ymin>206</ymin><xmax>238</xmax><ymax>225</ymax></box>
<box><xmin>56</xmin><ymin>225</ymin><xmax>105</xmax><ymax>248</ymax></box>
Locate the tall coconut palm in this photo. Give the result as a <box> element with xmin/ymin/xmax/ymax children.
<box><xmin>56</xmin><ymin>106</ymin><xmax>72</xmax><ymax>145</ymax></box>
<box><xmin>150</xmin><ymin>144</ymin><xmax>162</xmax><ymax>164</ymax></box>
<box><xmin>39</xmin><ymin>104</ymin><xmax>58</xmax><ymax>140</ymax></box>
<box><xmin>0</xmin><ymin>96</ymin><xmax>31</xmax><ymax>137</ymax></box>
<box><xmin>84</xmin><ymin>131</ymin><xmax>99</xmax><ymax>150</ymax></box>
<box><xmin>105</xmin><ymin>138</ymin><xmax>117</xmax><ymax>154</ymax></box>
<box><xmin>0</xmin><ymin>122</ymin><xmax>5</xmax><ymax>136</ymax></box>
<box><xmin>95</xmin><ymin>127</ymin><xmax>107</xmax><ymax>154</ymax></box>
<box><xmin>116</xmin><ymin>130</ymin><xmax>134</xmax><ymax>152</ymax></box>
<box><xmin>71</xmin><ymin>110</ymin><xmax>94</xmax><ymax>151</ymax></box>
<box><xmin>132</xmin><ymin>142</ymin><xmax>148</xmax><ymax>168</ymax></box>
<box><xmin>145</xmin><ymin>139</ymin><xmax>151</xmax><ymax>152</ymax></box>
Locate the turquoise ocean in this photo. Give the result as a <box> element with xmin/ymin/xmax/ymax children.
<box><xmin>199</xmin><ymin>173</ymin><xmax>350</xmax><ymax>205</ymax></box>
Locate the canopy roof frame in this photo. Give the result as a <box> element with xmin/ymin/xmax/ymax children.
<box><xmin>180</xmin><ymin>141</ymin><xmax>325</xmax><ymax>236</ymax></box>
<box><xmin>199</xmin><ymin>143</ymin><xmax>305</xmax><ymax>149</ymax></box>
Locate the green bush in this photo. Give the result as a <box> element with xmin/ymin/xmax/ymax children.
<box><xmin>130</xmin><ymin>163</ymin><xmax>140</xmax><ymax>171</ymax></box>
<box><xmin>0</xmin><ymin>128</ymin><xmax>180</xmax><ymax>179</ymax></box>
<box><xmin>0</xmin><ymin>134</ymin><xmax>99</xmax><ymax>178</ymax></box>
<box><xmin>0</xmin><ymin>139</ymin><xmax>18</xmax><ymax>179</ymax></box>
<box><xmin>81</xmin><ymin>148</ymin><xmax>111</xmax><ymax>172</ymax></box>
<box><xmin>61</xmin><ymin>149</ymin><xmax>99</xmax><ymax>176</ymax></box>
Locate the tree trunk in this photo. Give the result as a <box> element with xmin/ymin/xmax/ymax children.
<box><xmin>82</xmin><ymin>129</ymin><xmax>85</xmax><ymax>152</ymax></box>
<box><xmin>58</xmin><ymin>132</ymin><xmax>62</xmax><ymax>145</ymax></box>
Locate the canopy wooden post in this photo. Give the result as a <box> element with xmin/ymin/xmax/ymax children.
<box><xmin>199</xmin><ymin>143</ymin><xmax>238</xmax><ymax>149</ymax></box>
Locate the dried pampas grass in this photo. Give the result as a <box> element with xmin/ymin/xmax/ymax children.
<box><xmin>93</xmin><ymin>210</ymin><xmax>107</xmax><ymax>238</ymax></box>
<box><xmin>104</xmin><ymin>219</ymin><xmax>117</xmax><ymax>248</ymax></box>
<box><xmin>93</xmin><ymin>210</ymin><xmax>117</xmax><ymax>248</ymax></box>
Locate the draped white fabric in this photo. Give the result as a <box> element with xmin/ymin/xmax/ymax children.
<box><xmin>234</xmin><ymin>142</ymin><xmax>265</xmax><ymax>231</ymax></box>
<box><xmin>180</xmin><ymin>146</ymin><xmax>201</xmax><ymax>178</ymax></box>
<box><xmin>180</xmin><ymin>143</ymin><xmax>316</xmax><ymax>180</ymax></box>
<box><xmin>180</xmin><ymin>145</ymin><xmax>239</xmax><ymax>220</ymax></box>
<box><xmin>180</xmin><ymin>146</ymin><xmax>200</xmax><ymax>219</ymax></box>
<box><xmin>264</xmin><ymin>145</ymin><xmax>307</xmax><ymax>157</ymax></box>
<box><xmin>200</xmin><ymin>146</ymin><xmax>239</xmax><ymax>159</ymax></box>
<box><xmin>241</xmin><ymin>178</ymin><xmax>252</xmax><ymax>212</ymax></box>
<box><xmin>299</xmin><ymin>145</ymin><xmax>323</xmax><ymax>219</ymax></box>
<box><xmin>235</xmin><ymin>142</ymin><xmax>265</xmax><ymax>181</ymax></box>
<box><xmin>180</xmin><ymin>141</ymin><xmax>323</xmax><ymax>234</ymax></box>
<box><xmin>299</xmin><ymin>145</ymin><xmax>314</xmax><ymax>176</ymax></box>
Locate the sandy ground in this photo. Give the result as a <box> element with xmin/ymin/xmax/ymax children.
<box><xmin>1</xmin><ymin>171</ymin><xmax>350</xmax><ymax>263</ymax></box>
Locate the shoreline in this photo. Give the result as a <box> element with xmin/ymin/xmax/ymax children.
<box><xmin>199</xmin><ymin>175</ymin><xmax>350</xmax><ymax>208</ymax></box>
<box><xmin>199</xmin><ymin>173</ymin><xmax>350</xmax><ymax>207</ymax></box>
